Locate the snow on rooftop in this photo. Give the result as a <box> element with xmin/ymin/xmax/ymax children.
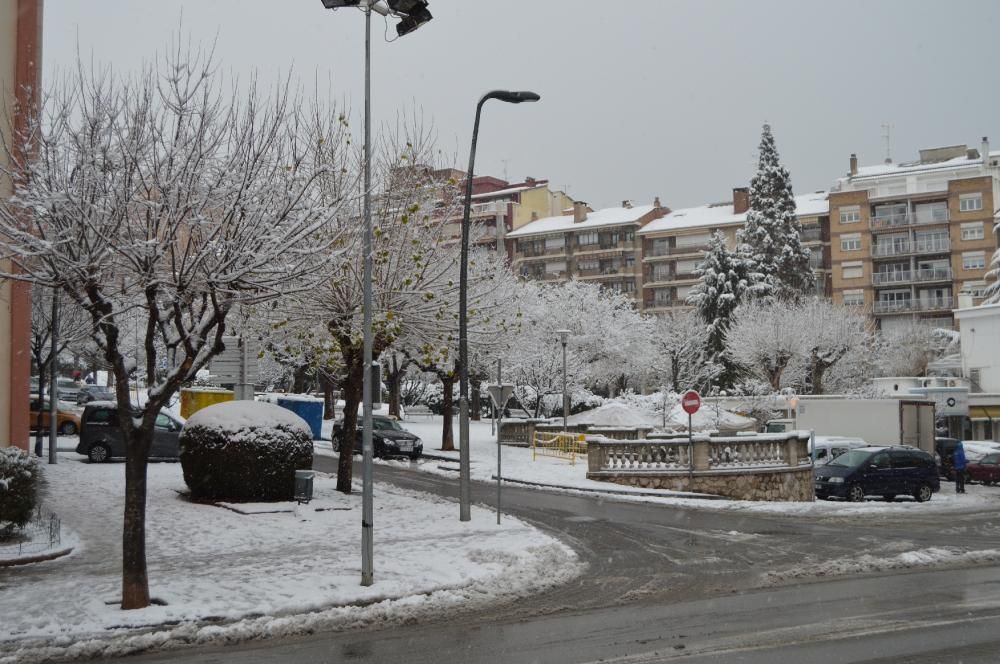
<box><xmin>640</xmin><ymin>192</ymin><xmax>828</xmax><ymax>235</ymax></box>
<box><xmin>507</xmin><ymin>204</ymin><xmax>656</xmax><ymax>238</ymax></box>
<box><xmin>849</xmin><ymin>150</ymin><xmax>1000</xmax><ymax>180</ymax></box>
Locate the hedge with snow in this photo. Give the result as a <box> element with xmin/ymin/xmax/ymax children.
<box><xmin>179</xmin><ymin>401</ymin><xmax>313</xmax><ymax>502</ymax></box>
<box><xmin>0</xmin><ymin>447</ymin><xmax>41</xmax><ymax>538</ymax></box>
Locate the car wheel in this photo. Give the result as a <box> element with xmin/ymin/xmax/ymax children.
<box><xmin>914</xmin><ymin>483</ymin><xmax>933</xmax><ymax>503</ymax></box>
<box><xmin>88</xmin><ymin>443</ymin><xmax>111</xmax><ymax>463</ymax></box>
<box><xmin>883</xmin><ymin>494</ymin><xmax>896</xmax><ymax>502</ymax></box>
<box><xmin>59</xmin><ymin>421</ymin><xmax>78</xmax><ymax>436</ymax></box>
<box><xmin>332</xmin><ymin>438</ymin><xmax>340</xmax><ymax>453</ymax></box>
<box><xmin>847</xmin><ymin>484</ymin><xmax>865</xmax><ymax>502</ymax></box>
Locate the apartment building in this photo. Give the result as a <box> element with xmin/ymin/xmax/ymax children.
<box><xmin>434</xmin><ymin>172</ymin><xmax>575</xmax><ymax>257</ymax></box>
<box><xmin>508</xmin><ymin>199</ymin><xmax>668</xmax><ymax>302</ymax></box>
<box><xmin>828</xmin><ymin>139</ymin><xmax>1000</xmax><ymax>330</ymax></box>
<box><xmin>638</xmin><ymin>188</ymin><xmax>831</xmax><ymax>313</ymax></box>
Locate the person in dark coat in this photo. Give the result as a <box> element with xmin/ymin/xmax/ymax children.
<box><xmin>953</xmin><ymin>441</ymin><xmax>967</xmax><ymax>494</ymax></box>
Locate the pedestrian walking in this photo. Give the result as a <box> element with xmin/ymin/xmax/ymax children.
<box><xmin>953</xmin><ymin>441</ymin><xmax>967</xmax><ymax>494</ymax></box>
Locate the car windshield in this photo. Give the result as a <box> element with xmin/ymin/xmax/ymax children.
<box><xmin>374</xmin><ymin>418</ymin><xmax>403</xmax><ymax>432</ymax></box>
<box><xmin>826</xmin><ymin>449</ymin><xmax>875</xmax><ymax>468</ymax></box>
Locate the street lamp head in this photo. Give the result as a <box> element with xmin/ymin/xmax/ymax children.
<box><xmin>488</xmin><ymin>90</ymin><xmax>541</xmax><ymax>104</ymax></box>
<box><xmin>556</xmin><ymin>329</ymin><xmax>571</xmax><ymax>345</ymax></box>
<box><xmin>320</xmin><ymin>0</ymin><xmax>361</xmax><ymax>8</ymax></box>
<box><xmin>395</xmin><ymin>6</ymin><xmax>432</xmax><ymax>36</ymax></box>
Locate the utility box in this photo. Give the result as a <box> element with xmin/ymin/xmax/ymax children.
<box><xmin>294</xmin><ymin>470</ymin><xmax>315</xmax><ymax>504</ymax></box>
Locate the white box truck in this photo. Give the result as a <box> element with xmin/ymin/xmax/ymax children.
<box><xmin>767</xmin><ymin>397</ymin><xmax>936</xmax><ymax>454</ymax></box>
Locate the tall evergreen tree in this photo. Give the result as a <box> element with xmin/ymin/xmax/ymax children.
<box><xmin>687</xmin><ymin>231</ymin><xmax>766</xmax><ymax>385</ymax></box>
<box><xmin>739</xmin><ymin>123</ymin><xmax>814</xmax><ymax>300</ymax></box>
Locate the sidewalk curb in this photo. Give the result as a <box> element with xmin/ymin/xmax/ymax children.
<box><xmin>489</xmin><ymin>475</ymin><xmax>727</xmax><ymax>501</ymax></box>
<box><xmin>0</xmin><ymin>546</ymin><xmax>75</xmax><ymax>568</ymax></box>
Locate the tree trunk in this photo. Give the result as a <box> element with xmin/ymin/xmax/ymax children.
<box><xmin>440</xmin><ymin>374</ymin><xmax>455</xmax><ymax>451</ymax></box>
<box><xmin>292</xmin><ymin>364</ymin><xmax>310</xmax><ymax>394</ymax></box>
<box><xmin>320</xmin><ymin>373</ymin><xmax>336</xmax><ymax>420</ymax></box>
<box><xmin>337</xmin><ymin>356</ymin><xmax>363</xmax><ymax>494</ymax></box>
<box><xmin>387</xmin><ymin>367</ymin><xmax>403</xmax><ymax>419</ymax></box>
<box><xmin>121</xmin><ymin>426</ymin><xmax>152</xmax><ymax>609</ymax></box>
<box><xmin>811</xmin><ymin>358</ymin><xmax>827</xmax><ymax>396</ymax></box>
<box><xmin>34</xmin><ymin>369</ymin><xmax>45</xmax><ymax>457</ymax></box>
<box><xmin>470</xmin><ymin>376</ymin><xmax>481</xmax><ymax>422</ymax></box>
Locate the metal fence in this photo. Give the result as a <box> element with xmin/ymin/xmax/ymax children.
<box><xmin>0</xmin><ymin>506</ymin><xmax>61</xmax><ymax>560</ymax></box>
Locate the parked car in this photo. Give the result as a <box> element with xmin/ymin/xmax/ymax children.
<box><xmin>76</xmin><ymin>385</ymin><xmax>115</xmax><ymax>405</ymax></box>
<box><xmin>54</xmin><ymin>377</ymin><xmax>82</xmax><ymax>403</ymax></box>
<box><xmin>814</xmin><ymin>446</ymin><xmax>939</xmax><ymax>502</ymax></box>
<box><xmin>810</xmin><ymin>436</ymin><xmax>868</xmax><ymax>466</ymax></box>
<box><xmin>75</xmin><ymin>402</ymin><xmax>184</xmax><ymax>463</ymax></box>
<box><xmin>332</xmin><ymin>415</ymin><xmax>423</xmax><ymax>460</ymax></box>
<box><xmin>966</xmin><ymin>453</ymin><xmax>1000</xmax><ymax>485</ymax></box>
<box><xmin>29</xmin><ymin>398</ymin><xmax>81</xmax><ymax>435</ymax></box>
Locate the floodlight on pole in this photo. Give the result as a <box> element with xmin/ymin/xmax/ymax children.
<box><xmin>319</xmin><ymin>0</ymin><xmax>431</xmax><ymax>588</ymax></box>
<box><xmin>458</xmin><ymin>89</ymin><xmax>540</xmax><ymax>522</ymax></box>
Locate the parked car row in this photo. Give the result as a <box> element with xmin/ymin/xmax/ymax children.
<box><xmin>75</xmin><ymin>402</ymin><xmax>185</xmax><ymax>463</ymax></box>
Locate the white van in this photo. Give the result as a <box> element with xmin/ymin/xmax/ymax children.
<box><xmin>810</xmin><ymin>436</ymin><xmax>869</xmax><ymax>465</ymax></box>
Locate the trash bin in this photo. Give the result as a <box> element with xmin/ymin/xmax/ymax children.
<box><xmin>277</xmin><ymin>395</ymin><xmax>324</xmax><ymax>440</ymax></box>
<box><xmin>294</xmin><ymin>469</ymin><xmax>315</xmax><ymax>504</ymax></box>
<box><xmin>180</xmin><ymin>387</ymin><xmax>234</xmax><ymax>419</ymax></box>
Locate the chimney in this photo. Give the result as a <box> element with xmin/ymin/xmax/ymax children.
<box><xmin>621</xmin><ymin>199</ymin><xmax>633</xmax><ymax>209</ymax></box>
<box><xmin>573</xmin><ymin>201</ymin><xmax>588</xmax><ymax>223</ymax></box>
<box><xmin>983</xmin><ymin>137</ymin><xmax>990</xmax><ymax>166</ymax></box>
<box><xmin>525</xmin><ymin>176</ymin><xmax>536</xmax><ymax>187</ymax></box>
<box><xmin>654</xmin><ymin>196</ymin><xmax>662</xmax><ymax>208</ymax></box>
<box><xmin>732</xmin><ymin>187</ymin><xmax>750</xmax><ymax>214</ymax></box>
<box><xmin>849</xmin><ymin>153</ymin><xmax>858</xmax><ymax>176</ymax></box>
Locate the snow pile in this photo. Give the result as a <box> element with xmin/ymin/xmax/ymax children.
<box><xmin>762</xmin><ymin>547</ymin><xmax>1000</xmax><ymax>584</ymax></box>
<box><xmin>567</xmin><ymin>402</ymin><xmax>659</xmax><ymax>427</ymax></box>
<box><xmin>664</xmin><ymin>403</ymin><xmax>756</xmax><ymax>432</ymax></box>
<box><xmin>185</xmin><ymin>399</ymin><xmax>311</xmax><ymax>436</ymax></box>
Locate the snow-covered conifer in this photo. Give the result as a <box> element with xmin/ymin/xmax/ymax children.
<box><xmin>739</xmin><ymin>123</ymin><xmax>814</xmax><ymax>300</ymax></box>
<box><xmin>984</xmin><ymin>217</ymin><xmax>1000</xmax><ymax>304</ymax></box>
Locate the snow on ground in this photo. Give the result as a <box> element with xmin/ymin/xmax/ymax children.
<box><xmin>0</xmin><ymin>453</ymin><xmax>581</xmax><ymax>663</ymax></box>
<box><xmin>762</xmin><ymin>547</ymin><xmax>1000</xmax><ymax>585</ymax></box>
<box><xmin>352</xmin><ymin>415</ymin><xmax>1000</xmax><ymax>518</ymax></box>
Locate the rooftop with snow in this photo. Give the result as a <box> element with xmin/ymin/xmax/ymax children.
<box><xmin>506</xmin><ymin>203</ymin><xmax>660</xmax><ymax>239</ymax></box>
<box><xmin>639</xmin><ymin>191</ymin><xmax>829</xmax><ymax>235</ymax></box>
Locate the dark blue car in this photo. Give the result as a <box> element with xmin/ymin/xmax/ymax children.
<box><xmin>814</xmin><ymin>446</ymin><xmax>939</xmax><ymax>502</ymax></box>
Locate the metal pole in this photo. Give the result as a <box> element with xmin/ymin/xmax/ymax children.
<box><xmin>688</xmin><ymin>411</ymin><xmax>693</xmax><ymax>474</ymax></box>
<box><xmin>562</xmin><ymin>340</ymin><xmax>568</xmax><ymax>431</ymax></box>
<box><xmin>48</xmin><ymin>290</ymin><xmax>58</xmax><ymax>464</ymax></box>
<box><xmin>496</xmin><ymin>404</ymin><xmax>502</xmax><ymax>526</ymax></box>
<box><xmin>361</xmin><ymin>4</ymin><xmax>374</xmax><ymax>586</ymax></box>
<box><xmin>459</xmin><ymin>97</ymin><xmax>487</xmax><ymax>523</ymax></box>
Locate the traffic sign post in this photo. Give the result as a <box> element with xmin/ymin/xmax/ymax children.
<box><xmin>681</xmin><ymin>390</ymin><xmax>701</xmax><ymax>472</ymax></box>
<box><xmin>487</xmin><ymin>383</ymin><xmax>515</xmax><ymax>525</ymax></box>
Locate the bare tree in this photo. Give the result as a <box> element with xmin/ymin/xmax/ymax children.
<box><xmin>0</xmin><ymin>47</ymin><xmax>346</xmax><ymax>609</ymax></box>
<box><xmin>725</xmin><ymin>300</ymin><xmax>811</xmax><ymax>391</ymax></box>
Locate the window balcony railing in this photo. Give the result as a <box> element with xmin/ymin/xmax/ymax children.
<box><xmin>872</xmin><ymin>270</ymin><xmax>913</xmax><ymax>286</ymax></box>
<box><xmin>872</xmin><ymin>238</ymin><xmax>951</xmax><ymax>257</ymax></box>
<box><xmin>914</xmin><ymin>267</ymin><xmax>953</xmax><ymax>283</ymax></box>
<box><xmin>873</xmin><ymin>296</ymin><xmax>955</xmax><ymax>315</ymax></box>
<box><xmin>800</xmin><ymin>227</ymin><xmax>824</xmax><ymax>242</ymax></box>
<box><xmin>873</xmin><ymin>299</ymin><xmax>915</xmax><ymax>314</ymax></box>
<box><xmin>914</xmin><ymin>238</ymin><xmax>951</xmax><ymax>254</ymax></box>
<box><xmin>870</xmin><ymin>211</ymin><xmax>950</xmax><ymax>230</ymax></box>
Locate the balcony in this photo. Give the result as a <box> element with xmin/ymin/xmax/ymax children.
<box><xmin>872</xmin><ymin>237</ymin><xmax>951</xmax><ymax>258</ymax></box>
<box><xmin>873</xmin><ymin>296</ymin><xmax>954</xmax><ymax>315</ymax></box>
<box><xmin>872</xmin><ymin>268</ymin><xmax>952</xmax><ymax>286</ymax></box>
<box><xmin>800</xmin><ymin>227</ymin><xmax>824</xmax><ymax>243</ymax></box>
<box><xmin>870</xmin><ymin>211</ymin><xmax>950</xmax><ymax>231</ymax></box>
<box><xmin>469</xmin><ymin>200</ymin><xmax>507</xmax><ymax>217</ymax></box>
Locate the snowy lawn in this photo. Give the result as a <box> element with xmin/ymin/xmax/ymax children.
<box><xmin>349</xmin><ymin>415</ymin><xmax>1000</xmax><ymax>518</ymax></box>
<box><xmin>0</xmin><ymin>453</ymin><xmax>580</xmax><ymax>663</ymax></box>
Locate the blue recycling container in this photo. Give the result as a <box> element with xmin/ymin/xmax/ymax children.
<box><xmin>277</xmin><ymin>396</ymin><xmax>324</xmax><ymax>440</ymax></box>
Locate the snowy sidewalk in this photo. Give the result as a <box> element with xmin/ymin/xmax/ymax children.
<box><xmin>0</xmin><ymin>455</ymin><xmax>581</xmax><ymax>663</ymax></box>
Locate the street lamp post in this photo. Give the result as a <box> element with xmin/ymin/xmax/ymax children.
<box><xmin>556</xmin><ymin>329</ymin><xmax>570</xmax><ymax>431</ymax></box>
<box><xmin>458</xmin><ymin>90</ymin><xmax>540</xmax><ymax>522</ymax></box>
<box><xmin>320</xmin><ymin>0</ymin><xmax>432</xmax><ymax>587</ymax></box>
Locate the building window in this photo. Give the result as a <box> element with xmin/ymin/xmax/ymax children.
<box><xmin>961</xmin><ymin>222</ymin><xmax>985</xmax><ymax>241</ymax></box>
<box><xmin>840</xmin><ymin>233</ymin><xmax>862</xmax><ymax>251</ymax></box>
<box><xmin>577</xmin><ymin>231</ymin><xmax>599</xmax><ymax>246</ymax></box>
<box><xmin>962</xmin><ymin>251</ymin><xmax>986</xmax><ymax>270</ymax></box>
<box><xmin>839</xmin><ymin>206</ymin><xmax>861</xmax><ymax>224</ymax></box>
<box><xmin>577</xmin><ymin>259</ymin><xmax>598</xmax><ymax>272</ymax></box>
<box><xmin>622</xmin><ymin>229</ymin><xmax>635</xmax><ymax>242</ymax></box>
<box><xmin>962</xmin><ymin>281</ymin><xmax>987</xmax><ymax>298</ymax></box>
<box><xmin>842</xmin><ymin>290</ymin><xmax>864</xmax><ymax>307</ymax></box>
<box><xmin>959</xmin><ymin>193</ymin><xmax>983</xmax><ymax>212</ymax></box>
<box><xmin>841</xmin><ymin>261</ymin><xmax>863</xmax><ymax>280</ymax></box>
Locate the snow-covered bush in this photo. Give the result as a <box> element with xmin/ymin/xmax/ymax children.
<box><xmin>179</xmin><ymin>401</ymin><xmax>313</xmax><ymax>502</ymax></box>
<box><xmin>0</xmin><ymin>447</ymin><xmax>41</xmax><ymax>539</ymax></box>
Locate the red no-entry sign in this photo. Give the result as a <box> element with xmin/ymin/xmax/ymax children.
<box><xmin>681</xmin><ymin>390</ymin><xmax>701</xmax><ymax>415</ymax></box>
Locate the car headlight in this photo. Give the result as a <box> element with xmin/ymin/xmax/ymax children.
<box><xmin>826</xmin><ymin>477</ymin><xmax>844</xmax><ymax>484</ymax></box>
<box><xmin>413</xmin><ymin>437</ymin><xmax>422</xmax><ymax>446</ymax></box>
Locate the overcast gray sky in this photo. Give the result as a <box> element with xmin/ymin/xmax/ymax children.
<box><xmin>42</xmin><ymin>0</ymin><xmax>1000</xmax><ymax>211</ymax></box>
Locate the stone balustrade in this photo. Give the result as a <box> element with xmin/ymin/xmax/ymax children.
<box><xmin>587</xmin><ymin>432</ymin><xmax>814</xmax><ymax>501</ymax></box>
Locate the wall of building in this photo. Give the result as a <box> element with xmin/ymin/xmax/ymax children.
<box><xmin>513</xmin><ymin>186</ymin><xmax>574</xmax><ymax>230</ymax></box>
<box><xmin>956</xmin><ymin>303</ymin><xmax>1000</xmax><ymax>393</ymax></box>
